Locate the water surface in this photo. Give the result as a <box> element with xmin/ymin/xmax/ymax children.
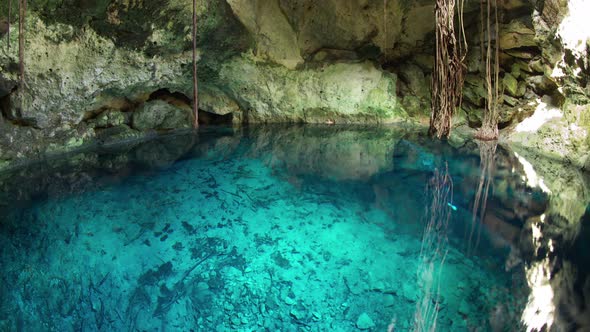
<box><xmin>0</xmin><ymin>125</ymin><xmax>589</xmax><ymax>331</ymax></box>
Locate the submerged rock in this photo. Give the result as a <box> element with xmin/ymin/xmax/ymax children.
<box><xmin>283</xmin><ymin>295</ymin><xmax>297</xmax><ymax>305</ymax></box>
<box><xmin>356</xmin><ymin>312</ymin><xmax>376</xmax><ymax>330</ymax></box>
<box><xmin>383</xmin><ymin>294</ymin><xmax>396</xmax><ymax>307</ymax></box>
<box><xmin>289</xmin><ymin>308</ymin><xmax>305</xmax><ymax>320</ymax></box>
<box><xmin>458</xmin><ymin>299</ymin><xmax>470</xmax><ymax>315</ymax></box>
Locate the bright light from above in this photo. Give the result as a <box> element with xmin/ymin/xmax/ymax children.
<box><xmin>558</xmin><ymin>0</ymin><xmax>590</xmax><ymax>56</ymax></box>
<box><xmin>515</xmin><ymin>99</ymin><xmax>562</xmax><ymax>133</ymax></box>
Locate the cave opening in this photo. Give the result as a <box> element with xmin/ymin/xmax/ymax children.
<box><xmin>148</xmin><ymin>88</ymin><xmax>233</xmax><ymax>126</ymax></box>
<box><xmin>198</xmin><ymin>110</ymin><xmax>233</xmax><ymax>126</ymax></box>
<box><xmin>148</xmin><ymin>88</ymin><xmax>192</xmax><ymax>105</ymax></box>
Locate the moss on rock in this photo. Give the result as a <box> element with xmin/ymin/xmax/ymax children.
<box><xmin>132</xmin><ymin>100</ymin><xmax>191</xmax><ymax>131</ymax></box>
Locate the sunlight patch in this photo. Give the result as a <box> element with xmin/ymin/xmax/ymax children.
<box><xmin>515</xmin><ymin>100</ymin><xmax>562</xmax><ymax>133</ymax></box>
<box><xmin>558</xmin><ymin>0</ymin><xmax>590</xmax><ymax>56</ymax></box>
<box><xmin>553</xmin><ymin>0</ymin><xmax>590</xmax><ymax>80</ymax></box>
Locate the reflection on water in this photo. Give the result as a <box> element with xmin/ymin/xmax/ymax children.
<box><xmin>413</xmin><ymin>164</ymin><xmax>453</xmax><ymax>331</ymax></box>
<box><xmin>0</xmin><ymin>125</ymin><xmax>588</xmax><ymax>331</ymax></box>
<box><xmin>523</xmin><ymin>256</ymin><xmax>555</xmax><ymax>331</ymax></box>
<box><xmin>467</xmin><ymin>141</ymin><xmax>497</xmax><ymax>256</ymax></box>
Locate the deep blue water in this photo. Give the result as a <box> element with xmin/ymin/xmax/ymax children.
<box><xmin>0</xmin><ymin>125</ymin><xmax>589</xmax><ymax>331</ymax></box>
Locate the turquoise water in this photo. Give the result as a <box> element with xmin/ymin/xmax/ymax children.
<box><xmin>0</xmin><ymin>126</ymin><xmax>589</xmax><ymax>331</ymax></box>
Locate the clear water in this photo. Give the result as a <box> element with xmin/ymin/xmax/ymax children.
<box><xmin>0</xmin><ymin>125</ymin><xmax>588</xmax><ymax>331</ymax></box>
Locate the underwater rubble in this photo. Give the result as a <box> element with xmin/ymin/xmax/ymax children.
<box><xmin>0</xmin><ymin>126</ymin><xmax>588</xmax><ymax>331</ymax></box>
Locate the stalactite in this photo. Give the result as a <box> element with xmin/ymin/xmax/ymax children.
<box><xmin>192</xmin><ymin>0</ymin><xmax>199</xmax><ymax>128</ymax></box>
<box><xmin>429</xmin><ymin>0</ymin><xmax>466</xmax><ymax>139</ymax></box>
<box><xmin>475</xmin><ymin>0</ymin><xmax>501</xmax><ymax>140</ymax></box>
<box><xmin>18</xmin><ymin>0</ymin><xmax>26</xmax><ymax>97</ymax></box>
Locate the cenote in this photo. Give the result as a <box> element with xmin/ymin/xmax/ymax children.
<box><xmin>0</xmin><ymin>125</ymin><xmax>589</xmax><ymax>331</ymax></box>
<box><xmin>2</xmin><ymin>0</ymin><xmax>590</xmax><ymax>331</ymax></box>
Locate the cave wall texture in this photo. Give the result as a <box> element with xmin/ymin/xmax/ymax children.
<box><xmin>0</xmin><ymin>0</ymin><xmax>588</xmax><ymax>169</ymax></box>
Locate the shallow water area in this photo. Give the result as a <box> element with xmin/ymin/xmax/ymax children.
<box><xmin>1</xmin><ymin>125</ymin><xmax>589</xmax><ymax>331</ymax></box>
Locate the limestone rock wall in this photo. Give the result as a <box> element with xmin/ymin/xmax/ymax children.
<box><xmin>501</xmin><ymin>0</ymin><xmax>590</xmax><ymax>169</ymax></box>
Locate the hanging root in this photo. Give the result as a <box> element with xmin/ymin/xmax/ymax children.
<box><xmin>383</xmin><ymin>0</ymin><xmax>388</xmax><ymax>58</ymax></box>
<box><xmin>7</xmin><ymin>0</ymin><xmax>11</xmax><ymax>49</ymax></box>
<box><xmin>18</xmin><ymin>0</ymin><xmax>26</xmax><ymax>93</ymax></box>
<box><xmin>429</xmin><ymin>0</ymin><xmax>466</xmax><ymax>139</ymax></box>
<box><xmin>475</xmin><ymin>0</ymin><xmax>501</xmax><ymax>140</ymax></box>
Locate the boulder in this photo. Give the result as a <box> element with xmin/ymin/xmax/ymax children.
<box><xmin>513</xmin><ymin>60</ymin><xmax>535</xmax><ymax>74</ymax></box>
<box><xmin>510</xmin><ymin>63</ymin><xmax>522</xmax><ymax>79</ymax></box>
<box><xmin>199</xmin><ymin>87</ymin><xmax>241</xmax><ymax>117</ymax></box>
<box><xmin>527</xmin><ymin>75</ymin><xmax>558</xmax><ymax>95</ymax></box>
<box><xmin>500</xmin><ymin>20</ymin><xmax>537</xmax><ymax>50</ymax></box>
<box><xmin>516</xmin><ymin>81</ymin><xmax>528</xmax><ymax>98</ymax></box>
<box><xmin>132</xmin><ymin>100</ymin><xmax>191</xmax><ymax>131</ymax></box>
<box><xmin>503</xmin><ymin>73</ymin><xmax>519</xmax><ymax>97</ymax></box>
<box><xmin>529</xmin><ymin>59</ymin><xmax>547</xmax><ymax>74</ymax></box>
<box><xmin>219</xmin><ymin>56</ymin><xmax>406</xmax><ymax>123</ymax></box>
<box><xmin>89</xmin><ymin>110</ymin><xmax>127</xmax><ymax>128</ymax></box>
<box><xmin>463</xmin><ymin>76</ymin><xmax>487</xmax><ymax>107</ymax></box>
<box><xmin>503</xmin><ymin>95</ymin><xmax>519</xmax><ymax>107</ymax></box>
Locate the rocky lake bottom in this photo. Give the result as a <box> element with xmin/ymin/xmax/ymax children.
<box><xmin>0</xmin><ymin>126</ymin><xmax>588</xmax><ymax>331</ymax></box>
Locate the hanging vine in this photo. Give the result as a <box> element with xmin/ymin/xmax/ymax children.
<box><xmin>192</xmin><ymin>0</ymin><xmax>199</xmax><ymax>128</ymax></box>
<box><xmin>429</xmin><ymin>0</ymin><xmax>466</xmax><ymax>139</ymax></box>
<box><xmin>18</xmin><ymin>0</ymin><xmax>26</xmax><ymax>95</ymax></box>
<box><xmin>383</xmin><ymin>0</ymin><xmax>388</xmax><ymax>59</ymax></box>
<box><xmin>7</xmin><ymin>0</ymin><xmax>11</xmax><ymax>50</ymax></box>
<box><xmin>475</xmin><ymin>0</ymin><xmax>501</xmax><ymax>140</ymax></box>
